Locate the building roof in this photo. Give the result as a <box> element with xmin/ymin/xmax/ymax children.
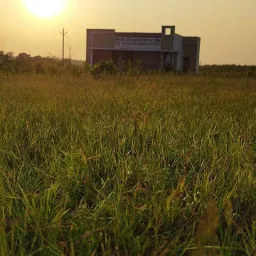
<box><xmin>115</xmin><ymin>32</ymin><xmax>185</xmax><ymax>38</ymax></box>
<box><xmin>115</xmin><ymin>32</ymin><xmax>161</xmax><ymax>38</ymax></box>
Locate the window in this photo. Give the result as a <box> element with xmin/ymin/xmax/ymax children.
<box><xmin>165</xmin><ymin>28</ymin><xmax>171</xmax><ymax>35</ymax></box>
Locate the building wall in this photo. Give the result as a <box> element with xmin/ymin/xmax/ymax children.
<box><xmin>92</xmin><ymin>50</ymin><xmax>113</xmax><ymax>65</ymax></box>
<box><xmin>92</xmin><ymin>32</ymin><xmax>114</xmax><ymax>49</ymax></box>
<box><xmin>177</xmin><ymin>52</ymin><xmax>184</xmax><ymax>72</ymax></box>
<box><xmin>132</xmin><ymin>51</ymin><xmax>161</xmax><ymax>69</ymax></box>
<box><xmin>173</xmin><ymin>34</ymin><xmax>183</xmax><ymax>51</ymax></box>
<box><xmin>86</xmin><ymin>27</ymin><xmax>200</xmax><ymax>73</ymax></box>
<box><xmin>112</xmin><ymin>50</ymin><xmax>161</xmax><ymax>70</ymax></box>
<box><xmin>161</xmin><ymin>35</ymin><xmax>174</xmax><ymax>51</ymax></box>
<box><xmin>173</xmin><ymin>34</ymin><xmax>184</xmax><ymax>72</ymax></box>
<box><xmin>183</xmin><ymin>37</ymin><xmax>201</xmax><ymax>73</ymax></box>
<box><xmin>161</xmin><ymin>26</ymin><xmax>174</xmax><ymax>51</ymax></box>
<box><xmin>86</xmin><ymin>29</ymin><xmax>115</xmax><ymax>65</ymax></box>
<box><xmin>195</xmin><ymin>38</ymin><xmax>201</xmax><ymax>73</ymax></box>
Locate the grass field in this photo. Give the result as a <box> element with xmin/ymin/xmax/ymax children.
<box><xmin>0</xmin><ymin>73</ymin><xmax>256</xmax><ymax>255</ymax></box>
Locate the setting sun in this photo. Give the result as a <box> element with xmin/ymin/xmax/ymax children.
<box><xmin>24</xmin><ymin>0</ymin><xmax>66</xmax><ymax>18</ymax></box>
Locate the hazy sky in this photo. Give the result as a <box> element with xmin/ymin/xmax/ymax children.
<box><xmin>1</xmin><ymin>0</ymin><xmax>255</xmax><ymax>64</ymax></box>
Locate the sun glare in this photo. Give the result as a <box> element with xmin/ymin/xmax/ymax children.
<box><xmin>24</xmin><ymin>0</ymin><xmax>66</xmax><ymax>18</ymax></box>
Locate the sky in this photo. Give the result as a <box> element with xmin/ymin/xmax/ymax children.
<box><xmin>1</xmin><ymin>0</ymin><xmax>255</xmax><ymax>65</ymax></box>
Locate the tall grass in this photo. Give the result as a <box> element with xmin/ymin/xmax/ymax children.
<box><xmin>0</xmin><ymin>73</ymin><xmax>256</xmax><ymax>255</ymax></box>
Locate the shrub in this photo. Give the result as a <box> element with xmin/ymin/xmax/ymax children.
<box><xmin>91</xmin><ymin>60</ymin><xmax>116</xmax><ymax>78</ymax></box>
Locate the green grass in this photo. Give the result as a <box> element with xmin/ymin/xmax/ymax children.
<box><xmin>0</xmin><ymin>72</ymin><xmax>256</xmax><ymax>255</ymax></box>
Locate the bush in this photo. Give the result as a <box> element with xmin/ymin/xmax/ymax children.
<box><xmin>91</xmin><ymin>60</ymin><xmax>116</xmax><ymax>78</ymax></box>
<box><xmin>34</xmin><ymin>63</ymin><xmax>45</xmax><ymax>74</ymax></box>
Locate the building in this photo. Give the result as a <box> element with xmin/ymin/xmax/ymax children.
<box><xmin>86</xmin><ymin>26</ymin><xmax>200</xmax><ymax>73</ymax></box>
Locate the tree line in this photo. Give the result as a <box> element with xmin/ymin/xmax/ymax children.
<box><xmin>0</xmin><ymin>50</ymin><xmax>255</xmax><ymax>77</ymax></box>
<box><xmin>0</xmin><ymin>51</ymin><xmax>88</xmax><ymax>75</ymax></box>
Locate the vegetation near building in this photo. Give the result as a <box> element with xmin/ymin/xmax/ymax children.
<box><xmin>0</xmin><ymin>50</ymin><xmax>255</xmax><ymax>77</ymax></box>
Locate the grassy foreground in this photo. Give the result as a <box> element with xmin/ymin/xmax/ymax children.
<box><xmin>0</xmin><ymin>73</ymin><xmax>256</xmax><ymax>255</ymax></box>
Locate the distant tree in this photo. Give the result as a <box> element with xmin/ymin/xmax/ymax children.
<box><xmin>17</xmin><ymin>53</ymin><xmax>31</xmax><ymax>66</ymax></box>
<box><xmin>0</xmin><ymin>51</ymin><xmax>4</xmax><ymax>62</ymax></box>
<box><xmin>5</xmin><ymin>51</ymin><xmax>14</xmax><ymax>59</ymax></box>
<box><xmin>1</xmin><ymin>51</ymin><xmax>16</xmax><ymax>73</ymax></box>
<box><xmin>17</xmin><ymin>52</ymin><xmax>31</xmax><ymax>60</ymax></box>
<box><xmin>0</xmin><ymin>51</ymin><xmax>4</xmax><ymax>69</ymax></box>
<box><xmin>32</xmin><ymin>55</ymin><xmax>42</xmax><ymax>61</ymax></box>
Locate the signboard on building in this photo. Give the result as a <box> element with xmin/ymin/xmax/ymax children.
<box><xmin>114</xmin><ymin>37</ymin><xmax>161</xmax><ymax>51</ymax></box>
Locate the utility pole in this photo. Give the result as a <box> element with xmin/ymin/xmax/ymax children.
<box><xmin>60</xmin><ymin>28</ymin><xmax>67</xmax><ymax>63</ymax></box>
